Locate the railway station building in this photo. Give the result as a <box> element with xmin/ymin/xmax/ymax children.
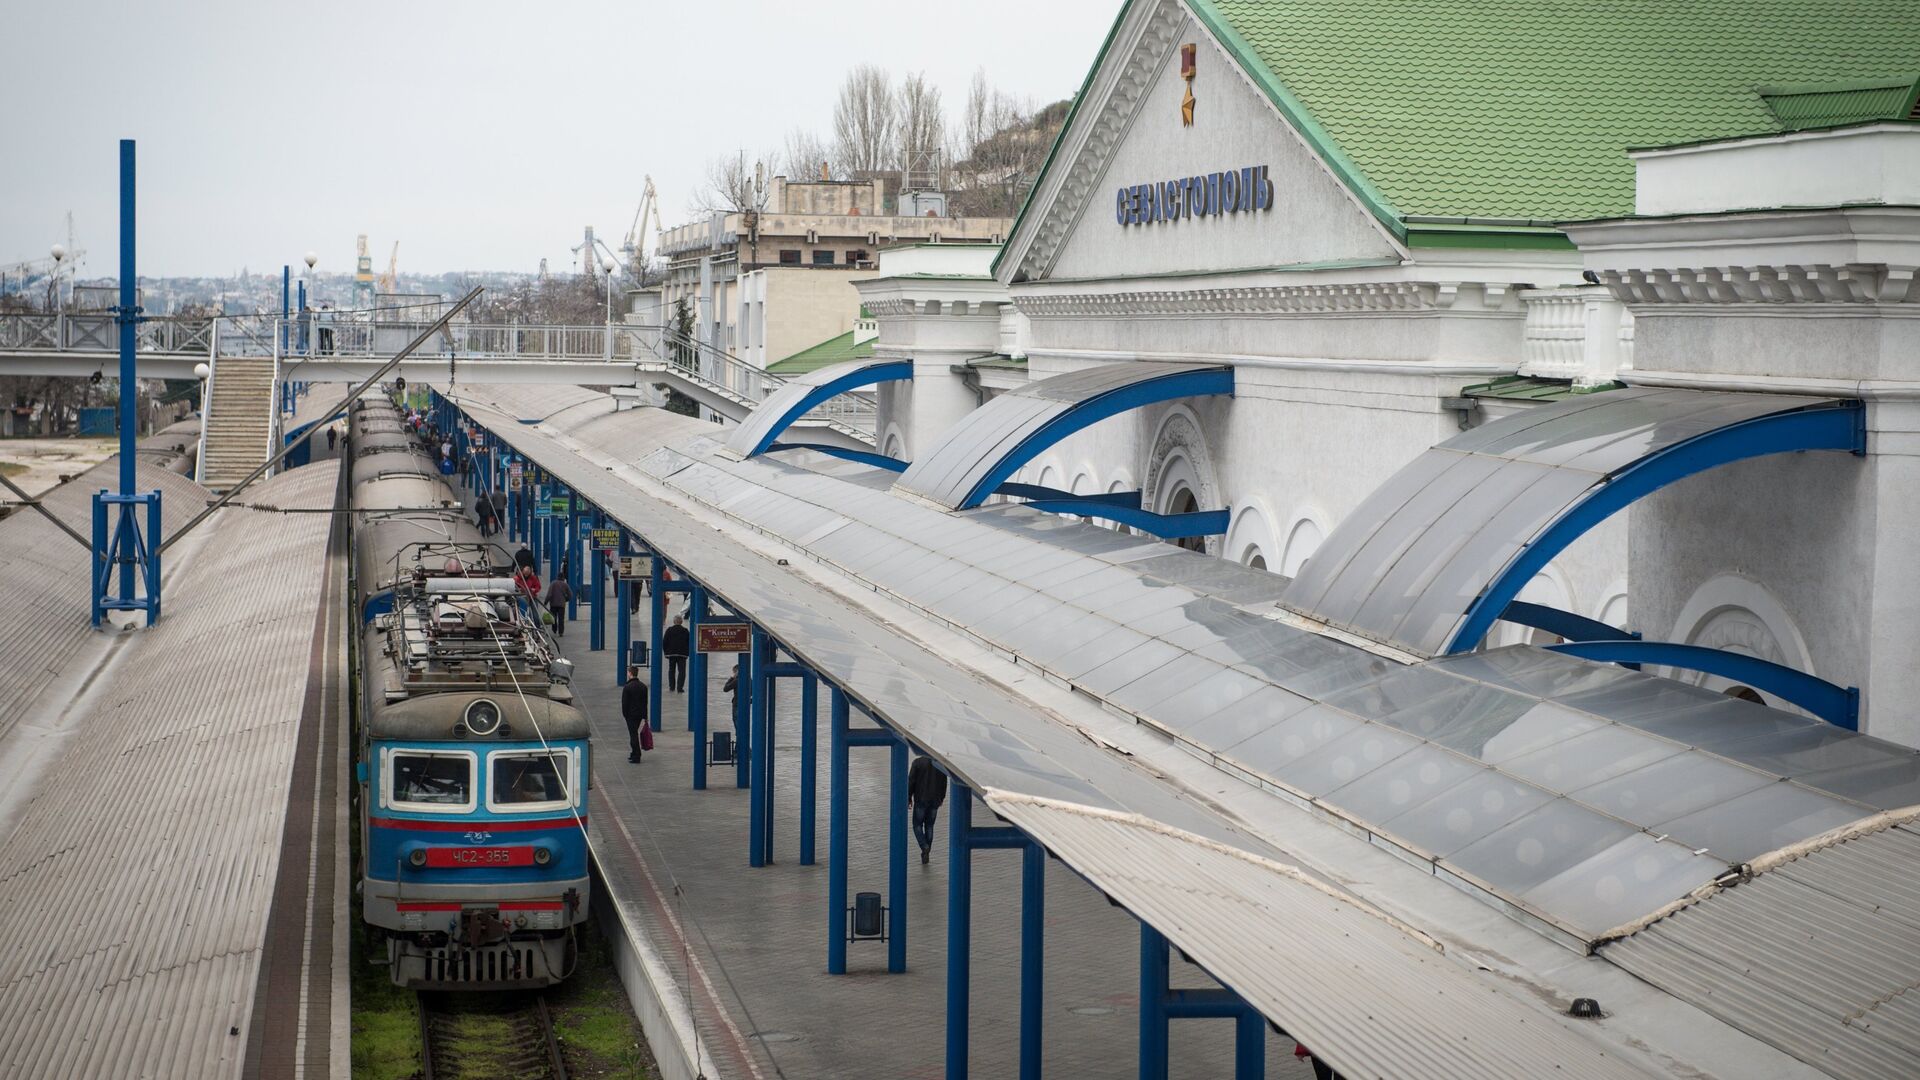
<box><xmin>860</xmin><ymin>0</ymin><xmax>1920</xmax><ymax>746</ymax></box>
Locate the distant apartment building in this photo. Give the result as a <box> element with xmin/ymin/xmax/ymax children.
<box><xmin>658</xmin><ymin>174</ymin><xmax>1011</xmax><ymax>367</ymax></box>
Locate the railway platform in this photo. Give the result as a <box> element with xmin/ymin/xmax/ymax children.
<box><xmin>553</xmin><ymin>600</ymin><xmax>1312</xmax><ymax>1080</ymax></box>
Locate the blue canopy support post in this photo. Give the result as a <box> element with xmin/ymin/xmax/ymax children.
<box><xmin>614</xmin><ymin>526</ymin><xmax>632</xmax><ymax>687</ymax></box>
<box><xmin>1020</xmin><ymin>840</ymin><xmax>1045</xmax><ymax>1080</ymax></box>
<box><xmin>1139</xmin><ymin>924</ymin><xmax>1171</xmax><ymax>1080</ymax></box>
<box><xmin>827</xmin><ymin>688</ymin><xmax>850</xmax><ymax>975</ymax></box>
<box><xmin>748</xmin><ymin>626</ymin><xmax>773</xmax><ymax>867</ymax></box>
<box><xmin>888</xmin><ymin>734</ymin><xmax>908</xmax><ymax>975</ymax></box>
<box><xmin>688</xmin><ymin>585</ymin><xmax>710</xmax><ymax>790</ymax></box>
<box><xmin>589</xmin><ymin>507</ymin><xmax>607</xmax><ymax>652</ymax></box>
<box><xmin>648</xmin><ymin>556</ymin><xmax>665</xmax><ymax>732</ymax></box>
<box><xmin>544</xmin><ymin>490</ymin><xmax>559</xmax><ymax>587</ymax></box>
<box><xmin>945</xmin><ymin>780</ymin><xmax>973</xmax><ymax>1079</ymax></box>
<box><xmin>1234</xmin><ymin>1009</ymin><xmax>1266</xmax><ymax>1080</ymax></box>
<box><xmin>800</xmin><ymin>672</ymin><xmax>818</xmax><ymax>866</ymax></box>
<box><xmin>734</xmin><ymin>651</ymin><xmax>751</xmax><ymax>789</ymax></box>
<box><xmin>566</xmin><ymin>496</ymin><xmax>582</xmax><ymax>622</ymax></box>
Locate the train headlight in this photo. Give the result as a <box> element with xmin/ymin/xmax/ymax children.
<box><xmin>533</xmin><ymin>847</ymin><xmax>552</xmax><ymax>866</ymax></box>
<box><xmin>514</xmin><ymin>914</ymin><xmax>529</xmax><ymax>929</ymax></box>
<box><xmin>464</xmin><ymin>699</ymin><xmax>503</xmax><ymax>736</ymax></box>
<box><xmin>409</xmin><ymin>849</ymin><xmax>427</xmax><ymax>867</ymax></box>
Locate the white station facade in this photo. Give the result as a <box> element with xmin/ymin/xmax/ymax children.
<box><xmin>858</xmin><ymin>0</ymin><xmax>1920</xmax><ymax>748</ymax></box>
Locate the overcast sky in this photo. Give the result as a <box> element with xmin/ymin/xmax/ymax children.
<box><xmin>2</xmin><ymin>0</ymin><xmax>1116</xmax><ymax>279</ymax></box>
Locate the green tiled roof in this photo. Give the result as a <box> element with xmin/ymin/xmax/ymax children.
<box><xmin>1761</xmin><ymin>78</ymin><xmax>1920</xmax><ymax>131</ymax></box>
<box><xmin>1189</xmin><ymin>0</ymin><xmax>1920</xmax><ymax>224</ymax></box>
<box><xmin>767</xmin><ymin>330</ymin><xmax>873</xmax><ymax>376</ymax></box>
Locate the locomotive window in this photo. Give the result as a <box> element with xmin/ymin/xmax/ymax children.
<box><xmin>487</xmin><ymin>750</ymin><xmax>576</xmax><ymax>813</ymax></box>
<box><xmin>387</xmin><ymin>750</ymin><xmax>476</xmax><ymax>813</ymax></box>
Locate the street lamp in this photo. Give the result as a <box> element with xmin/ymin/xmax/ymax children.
<box><xmin>49</xmin><ymin>243</ymin><xmax>66</xmax><ymax>319</ymax></box>
<box><xmin>601</xmin><ymin>257</ymin><xmax>617</xmax><ymax>360</ymax></box>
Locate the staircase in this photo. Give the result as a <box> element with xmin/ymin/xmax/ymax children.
<box><xmin>198</xmin><ymin>357</ymin><xmax>276</xmax><ymax>490</ymax></box>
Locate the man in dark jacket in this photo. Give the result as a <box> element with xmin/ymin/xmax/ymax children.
<box><xmin>907</xmin><ymin>753</ymin><xmax>948</xmax><ymax>864</ymax></box>
<box><xmin>662</xmin><ymin>615</ymin><xmax>691</xmax><ymax>692</ymax></box>
<box><xmin>545</xmin><ymin>570</ymin><xmax>572</xmax><ymax>636</ymax></box>
<box><xmin>622</xmin><ymin>665</ymin><xmax>648</xmax><ymax>762</ymax></box>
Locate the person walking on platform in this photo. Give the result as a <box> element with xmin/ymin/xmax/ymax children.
<box><xmin>545</xmin><ymin>566</ymin><xmax>572</xmax><ymax>636</ymax></box>
<box><xmin>662</xmin><ymin>616</ymin><xmax>690</xmax><ymax>692</ymax></box>
<box><xmin>622</xmin><ymin>665</ymin><xmax>651</xmax><ymax>763</ymax></box>
<box><xmin>326</xmin><ymin>426</ymin><xmax>338</xmax><ymax>452</ymax></box>
<box><xmin>907</xmin><ymin>753</ymin><xmax>948</xmax><ymax>865</ymax></box>
<box><xmin>515</xmin><ymin>546</ymin><xmax>535</xmax><ymax>572</ymax></box>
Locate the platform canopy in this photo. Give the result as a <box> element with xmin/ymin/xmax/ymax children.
<box><xmin>894</xmin><ymin>361</ymin><xmax>1233</xmax><ymax>510</ymax></box>
<box><xmin>723</xmin><ymin>357</ymin><xmax>910</xmax><ymax>459</ymax></box>
<box><xmin>1282</xmin><ymin>387</ymin><xmax>1864</xmax><ymax>657</ymax></box>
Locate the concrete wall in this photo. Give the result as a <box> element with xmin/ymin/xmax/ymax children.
<box><xmin>738</xmin><ymin>267</ymin><xmax>877</xmax><ymax>369</ymax></box>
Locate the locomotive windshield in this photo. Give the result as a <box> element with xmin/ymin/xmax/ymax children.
<box><xmin>389</xmin><ymin>751</ymin><xmax>474</xmax><ymax>809</ymax></box>
<box><xmin>490</xmin><ymin>750</ymin><xmax>572</xmax><ymax>810</ymax></box>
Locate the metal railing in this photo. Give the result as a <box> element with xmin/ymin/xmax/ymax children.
<box><xmin>0</xmin><ymin>310</ymin><xmax>877</xmax><ymax>438</ymax></box>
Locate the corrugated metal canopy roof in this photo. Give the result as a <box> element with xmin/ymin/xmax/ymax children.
<box><xmin>1604</xmin><ymin>813</ymin><xmax>1920</xmax><ymax>1079</ymax></box>
<box><xmin>0</xmin><ymin>460</ymin><xmax>209</xmax><ymax>743</ymax></box>
<box><xmin>990</xmin><ymin>793</ymin><xmax>1652</xmax><ymax>1080</ymax></box>
<box><xmin>0</xmin><ymin>463</ymin><xmax>336</xmax><ymax>1080</ymax></box>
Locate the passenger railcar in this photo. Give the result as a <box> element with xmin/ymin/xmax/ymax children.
<box><xmin>349</xmin><ymin>394</ymin><xmax>591</xmax><ymax>989</ymax></box>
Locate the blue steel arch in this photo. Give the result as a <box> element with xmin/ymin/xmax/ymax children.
<box><xmin>1546</xmin><ymin>640</ymin><xmax>1860</xmax><ymax>730</ymax></box>
<box><xmin>959</xmin><ymin>366</ymin><xmax>1233</xmax><ymax>509</ymax></box>
<box><xmin>1447</xmin><ymin>401</ymin><xmax>1864</xmax><ymax>654</ymax></box>
<box><xmin>726</xmin><ymin>359</ymin><xmax>912</xmax><ymax>458</ymax></box>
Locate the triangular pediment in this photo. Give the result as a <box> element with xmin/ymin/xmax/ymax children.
<box><xmin>998</xmin><ymin>0</ymin><xmax>1403</xmax><ymax>284</ymax></box>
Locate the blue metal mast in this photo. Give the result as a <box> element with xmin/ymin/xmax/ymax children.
<box><xmin>92</xmin><ymin>138</ymin><xmax>161</xmax><ymax>627</ymax></box>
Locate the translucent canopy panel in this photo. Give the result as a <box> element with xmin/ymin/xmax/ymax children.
<box><xmin>722</xmin><ymin>358</ymin><xmax>910</xmax><ymax>458</ymax></box>
<box><xmin>1282</xmin><ymin>388</ymin><xmax>1856</xmax><ymax>656</ymax></box>
<box><xmin>447</xmin><ymin>385</ymin><xmax>1906</xmax><ymax>949</ymax></box>
<box><xmin>894</xmin><ymin>361</ymin><xmax>1233</xmax><ymax>509</ymax></box>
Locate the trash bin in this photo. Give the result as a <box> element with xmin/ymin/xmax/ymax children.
<box><xmin>711</xmin><ymin>730</ymin><xmax>734</xmax><ymax>764</ymax></box>
<box><xmin>630</xmin><ymin>640</ymin><xmax>650</xmax><ymax>667</ymax></box>
<box><xmin>852</xmin><ymin>892</ymin><xmax>885</xmax><ymax>939</ymax></box>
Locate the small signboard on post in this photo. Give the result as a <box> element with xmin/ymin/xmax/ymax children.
<box><xmin>534</xmin><ymin>485</ymin><xmax>552</xmax><ymax>519</ymax></box>
<box><xmin>591</xmin><ymin>528</ymin><xmax>621</xmax><ymax>552</ymax></box>
<box><xmin>508</xmin><ymin>463</ymin><xmax>524</xmax><ymax>491</ymax></box>
<box><xmin>619</xmin><ymin>555</ymin><xmax>653</xmax><ymax>581</ymax></box>
<box><xmin>697</xmin><ymin>623</ymin><xmax>752</xmax><ymax>653</ymax></box>
<box><xmin>470</xmin><ymin>430</ymin><xmax>486</xmax><ymax>449</ymax></box>
<box><xmin>550</xmin><ymin>494</ymin><xmax>572</xmax><ymax>517</ymax></box>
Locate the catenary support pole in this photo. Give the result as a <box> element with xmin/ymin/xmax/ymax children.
<box><xmin>116</xmin><ymin>139</ymin><xmax>139</xmax><ymax>608</ymax></box>
<box><xmin>688</xmin><ymin>585</ymin><xmax>709</xmax><ymax>790</ymax></box>
<box><xmin>800</xmin><ymin>672</ymin><xmax>817</xmax><ymax>866</ymax></box>
<box><xmin>828</xmin><ymin>688</ymin><xmax>849</xmax><ymax>974</ymax></box>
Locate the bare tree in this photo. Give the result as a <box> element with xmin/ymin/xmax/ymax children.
<box><xmin>690</xmin><ymin>151</ymin><xmax>776</xmax><ymax>215</ymax></box>
<box><xmin>831</xmin><ymin>64</ymin><xmax>899</xmax><ymax>175</ymax></box>
<box><xmin>897</xmin><ymin>72</ymin><xmax>945</xmax><ymax>188</ymax></box>
<box><xmin>783</xmin><ymin>129</ymin><xmax>833</xmax><ymax>181</ymax></box>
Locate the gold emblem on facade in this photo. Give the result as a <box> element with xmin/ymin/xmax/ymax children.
<box><xmin>1180</xmin><ymin>43</ymin><xmax>1196</xmax><ymax>125</ymax></box>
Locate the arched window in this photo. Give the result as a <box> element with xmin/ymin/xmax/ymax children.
<box><xmin>1170</xmin><ymin>488</ymin><xmax>1204</xmax><ymax>553</ymax></box>
<box><xmin>1245</xmin><ymin>552</ymin><xmax>1267</xmax><ymax>571</ymax></box>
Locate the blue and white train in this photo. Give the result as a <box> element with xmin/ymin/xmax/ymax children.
<box><xmin>349</xmin><ymin>394</ymin><xmax>591</xmax><ymax>989</ymax></box>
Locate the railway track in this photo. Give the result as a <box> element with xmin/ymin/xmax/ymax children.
<box><xmin>418</xmin><ymin>991</ymin><xmax>569</xmax><ymax>1080</ymax></box>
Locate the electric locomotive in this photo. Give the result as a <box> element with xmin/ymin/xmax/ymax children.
<box><xmin>349</xmin><ymin>395</ymin><xmax>591</xmax><ymax>989</ymax></box>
